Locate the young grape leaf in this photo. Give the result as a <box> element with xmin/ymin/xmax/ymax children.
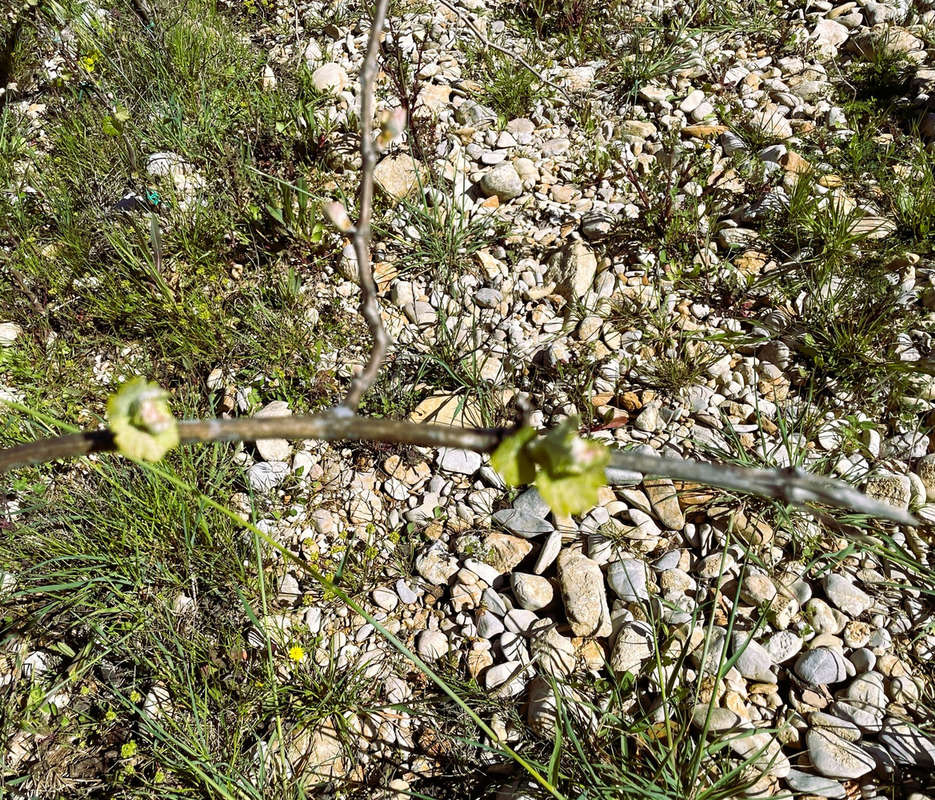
<box><xmin>107</xmin><ymin>378</ymin><xmax>179</xmax><ymax>462</ymax></box>
<box><xmin>491</xmin><ymin>426</ymin><xmax>537</xmax><ymax>486</ymax></box>
<box><xmin>527</xmin><ymin>417</ymin><xmax>610</xmax><ymax>515</ymax></box>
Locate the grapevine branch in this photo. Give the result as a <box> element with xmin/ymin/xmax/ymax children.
<box><xmin>0</xmin><ymin>415</ymin><xmax>917</xmax><ymax>526</ymax></box>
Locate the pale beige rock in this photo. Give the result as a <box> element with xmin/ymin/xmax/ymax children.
<box><xmin>374</xmin><ymin>155</ymin><xmax>426</xmax><ymax>202</ymax></box>
<box><xmin>254</xmin><ymin>400</ymin><xmax>293</xmax><ymax>462</ymax></box>
<box><xmin>557</xmin><ymin>550</ymin><xmax>611</xmax><ymax>637</ymax></box>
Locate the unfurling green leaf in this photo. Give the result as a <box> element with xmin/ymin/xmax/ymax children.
<box><xmin>491</xmin><ymin>426</ymin><xmax>537</xmax><ymax>486</ymax></box>
<box><xmin>533</xmin><ymin>455</ymin><xmax>608</xmax><ymax>516</ymax></box>
<box><xmin>491</xmin><ymin>418</ymin><xmax>610</xmax><ymax>516</ymax></box>
<box><xmin>107</xmin><ymin>378</ymin><xmax>179</xmax><ymax>462</ymax></box>
<box><xmin>530</xmin><ymin>417</ymin><xmax>609</xmax><ymax>516</ymax></box>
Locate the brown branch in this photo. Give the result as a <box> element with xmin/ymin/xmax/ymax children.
<box><xmin>0</xmin><ymin>415</ymin><xmax>504</xmax><ymax>474</ymax></box>
<box><xmin>341</xmin><ymin>0</ymin><xmax>391</xmax><ymax>413</ymax></box>
<box><xmin>0</xmin><ymin>415</ymin><xmax>916</xmax><ymax>526</ymax></box>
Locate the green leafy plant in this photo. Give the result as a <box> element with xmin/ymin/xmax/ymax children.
<box><xmin>492</xmin><ymin>417</ymin><xmax>610</xmax><ymax>515</ymax></box>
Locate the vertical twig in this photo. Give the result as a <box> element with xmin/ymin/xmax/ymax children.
<box><xmin>341</xmin><ymin>0</ymin><xmax>392</xmax><ymax>413</ymax></box>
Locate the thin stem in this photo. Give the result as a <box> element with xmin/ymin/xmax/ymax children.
<box><xmin>341</xmin><ymin>0</ymin><xmax>392</xmax><ymax>412</ymax></box>
<box><xmin>0</xmin><ymin>414</ymin><xmax>916</xmax><ymax>525</ymax></box>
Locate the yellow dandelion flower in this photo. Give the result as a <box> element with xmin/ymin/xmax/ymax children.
<box><xmin>288</xmin><ymin>645</ymin><xmax>306</xmax><ymax>663</ymax></box>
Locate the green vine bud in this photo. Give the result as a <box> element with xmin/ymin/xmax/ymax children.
<box><xmin>107</xmin><ymin>378</ymin><xmax>179</xmax><ymax>462</ymax></box>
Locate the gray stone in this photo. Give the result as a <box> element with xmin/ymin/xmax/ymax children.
<box><xmin>438</xmin><ymin>447</ymin><xmax>482</xmax><ymax>475</ymax></box>
<box><xmin>729</xmin><ymin>730</ymin><xmax>790</xmax><ymax>779</ymax></box>
<box><xmin>864</xmin><ymin>472</ymin><xmax>911</xmax><ymax>511</ymax></box>
<box><xmin>916</xmin><ymin>454</ymin><xmax>935</xmax><ymax>501</ymax></box>
<box><xmin>480</xmin><ymin>163</ymin><xmax>523</xmax><ymax>201</ymax></box>
<box><xmin>879</xmin><ymin>718</ymin><xmax>935</xmax><ymax>767</ymax></box>
<box><xmin>493</xmin><ymin>509</ymin><xmax>554</xmax><ymax>538</ymax></box>
<box><xmin>809</xmin><ymin>711</ymin><xmax>861</xmax><ymax>742</ymax></box>
<box><xmin>610</xmin><ymin>620</ymin><xmax>654</xmax><ymax>674</ymax></box>
<box><xmin>253</xmin><ymin>401</ymin><xmax>293</xmax><ymax>461</ymax></box>
<box><xmin>557</xmin><ymin>550</ymin><xmax>612</xmax><ymax>637</ymax></box>
<box><xmin>476</xmin><ymin>610</ymin><xmax>505</xmax><ymax>639</ymax></box>
<box><xmin>416</xmin><ymin>544</ymin><xmax>458</xmax><ymax>586</ymax></box>
<box><xmin>783</xmin><ymin>769</ymin><xmax>846</xmax><ymax>798</ymax></box>
<box><xmin>534</xmin><ymin>531</ymin><xmax>563</xmax><ymax>574</ymax></box>
<box><xmin>832</xmin><ymin>672</ymin><xmax>886</xmax><ymax>732</ymax></box>
<box><xmin>607</xmin><ymin>559</ymin><xmax>649</xmax><ymax>602</ymax></box>
<box><xmin>455</xmin><ymin>100</ymin><xmax>497</xmax><ymax>126</ymax></box>
<box><xmin>807</xmin><ymin>728</ymin><xmax>875</xmax><ymax>779</ymax></box>
<box><xmin>767</xmin><ymin>630</ymin><xmax>803</xmax><ymax>663</ymax></box>
<box><xmin>514</xmin><ymin>487</ymin><xmax>551</xmax><ymax>519</ymax></box>
<box><xmin>484</xmin><ymin>660</ymin><xmax>528</xmax><ymax>697</ymax></box>
<box><xmin>247</xmin><ymin>461</ymin><xmax>290</xmax><ymax>492</ymax></box>
<box><xmin>374</xmin><ymin>155</ymin><xmax>425</xmax><ymax>202</ymax></box>
<box><xmin>504</xmin><ymin>608</ymin><xmax>539</xmax><ymax>634</ymax></box>
<box><xmin>529</xmin><ymin>622</ymin><xmax>576</xmax><ymax>677</ymax></box>
<box><xmin>795</xmin><ymin>648</ymin><xmax>849</xmax><ymax>686</ymax></box>
<box><xmin>823</xmin><ymin>573</ymin><xmax>873</xmax><ymax>616</ymax></box>
<box><xmin>731</xmin><ymin>631</ymin><xmax>776</xmax><ymax>682</ymax></box>
<box><xmin>643</xmin><ymin>478</ymin><xmax>685</xmax><ymax>530</ymax></box>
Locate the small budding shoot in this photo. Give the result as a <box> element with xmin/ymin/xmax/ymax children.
<box><xmin>323</xmin><ymin>200</ymin><xmax>354</xmax><ymax>233</ymax></box>
<box><xmin>376</xmin><ymin>107</ymin><xmax>407</xmax><ymax>149</ymax></box>
<box><xmin>107</xmin><ymin>377</ymin><xmax>179</xmax><ymax>462</ymax></box>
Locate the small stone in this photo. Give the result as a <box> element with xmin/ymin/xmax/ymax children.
<box><xmin>557</xmin><ymin>550</ymin><xmax>612</xmax><ymax>637</ymax></box>
<box><xmin>534</xmin><ymin>531</ymin><xmax>563</xmax><ymax>574</ymax></box>
<box><xmin>832</xmin><ymin>672</ymin><xmax>886</xmax><ymax>732</ymax></box>
<box><xmin>795</xmin><ymin>648</ymin><xmax>849</xmax><ymax>686</ymax></box>
<box><xmin>254</xmin><ymin>400</ymin><xmax>293</xmax><ymax>462</ymax></box>
<box><xmin>732</xmin><ymin>632</ymin><xmax>776</xmax><ymax>682</ymax></box>
<box><xmin>483</xmin><ymin>533</ymin><xmax>532</xmax><ymax>573</ymax></box>
<box><xmin>247</xmin><ymin>462</ymin><xmax>290</xmax><ymax>492</ymax></box>
<box><xmin>879</xmin><ymin>718</ymin><xmax>935</xmax><ymax>767</ymax></box>
<box><xmin>374</xmin><ymin>155</ymin><xmax>426</xmax><ymax>202</ymax></box>
<box><xmin>767</xmin><ymin>630</ymin><xmax>803</xmax><ymax>663</ymax></box>
<box><xmin>783</xmin><ymin>769</ymin><xmax>846</xmax><ymax>799</ymax></box>
<box><xmin>493</xmin><ymin>509</ymin><xmax>554</xmax><ymax>538</ymax></box>
<box><xmin>416</xmin><ymin>544</ymin><xmax>458</xmax><ymax>586</ymax></box>
<box><xmin>416</xmin><ymin>630</ymin><xmax>449</xmax><ymax>661</ymax></box>
<box><xmin>610</xmin><ymin>620</ymin><xmax>654</xmax><ymax>674</ymax></box>
<box><xmin>372</xmin><ymin>587</ymin><xmax>398</xmax><ymax>612</ymax></box>
<box><xmin>822</xmin><ymin>573</ymin><xmax>872</xmax><ymax>617</ymax></box>
<box><xmin>546</xmin><ymin>241</ymin><xmax>598</xmax><ymax>301</ymax></box>
<box><xmin>607</xmin><ymin>559</ymin><xmax>649</xmax><ymax>602</ymax></box>
<box><xmin>476</xmin><ymin>610</ymin><xmax>505</xmax><ymax>638</ymax></box>
<box><xmin>812</xmin><ymin>18</ymin><xmax>850</xmax><ymax>51</ymax></box>
<box><xmin>729</xmin><ymin>730</ymin><xmax>791</xmax><ymax>778</ymax></box>
<box><xmin>807</xmin><ymin>728</ymin><xmax>875</xmax><ymax>779</ymax></box>
<box><xmin>530</xmin><ymin>622</ymin><xmax>576</xmax><ymax>676</ymax></box>
<box><xmin>643</xmin><ymin>478</ymin><xmax>684</xmax><ymax>530</ymax></box>
<box><xmin>395</xmin><ymin>579</ymin><xmax>418</xmax><ymax>604</ymax></box>
<box><xmin>312</xmin><ymin>63</ymin><xmax>348</xmax><ymax>92</ymax></box>
<box><xmin>511</xmin><ymin>573</ymin><xmax>554</xmax><ymax>611</ymax></box>
<box><xmin>485</xmin><ymin>661</ymin><xmax>527</xmax><ymax>697</ymax></box>
<box><xmin>514</xmin><ymin>488</ymin><xmax>551</xmax><ymax>519</ymax></box>
<box><xmin>916</xmin><ymin>454</ymin><xmax>935</xmax><ymax>501</ymax></box>
<box><xmin>0</xmin><ymin>322</ymin><xmax>21</xmax><ymax>346</ymax></box>
<box><xmin>438</xmin><ymin>447</ymin><xmax>482</xmax><ymax>475</ymax></box>
<box><xmin>864</xmin><ymin>472</ymin><xmax>911</xmax><ymax>510</ymax></box>
<box><xmin>741</xmin><ymin>573</ymin><xmax>778</xmax><ymax>606</ymax></box>
<box><xmin>479</xmin><ymin>163</ymin><xmax>523</xmax><ymax>201</ymax></box>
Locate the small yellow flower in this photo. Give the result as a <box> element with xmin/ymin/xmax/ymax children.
<box><xmin>288</xmin><ymin>645</ymin><xmax>306</xmax><ymax>663</ymax></box>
